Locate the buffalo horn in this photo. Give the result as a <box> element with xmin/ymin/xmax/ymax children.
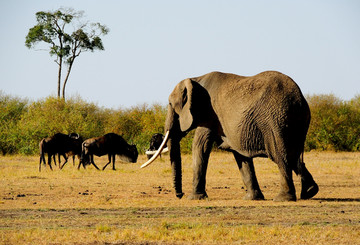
<box><xmin>145</xmin><ymin>147</ymin><xmax>169</xmax><ymax>155</ymax></box>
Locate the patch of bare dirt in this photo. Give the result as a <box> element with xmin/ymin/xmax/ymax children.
<box><xmin>1</xmin><ymin>202</ymin><xmax>359</xmax><ymax>230</ymax></box>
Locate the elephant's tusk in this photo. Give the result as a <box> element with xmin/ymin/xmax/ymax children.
<box><xmin>141</xmin><ymin>131</ymin><xmax>169</xmax><ymax>168</ymax></box>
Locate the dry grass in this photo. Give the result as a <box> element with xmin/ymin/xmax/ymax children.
<box><xmin>0</xmin><ymin>151</ymin><xmax>359</xmax><ymax>244</ymax></box>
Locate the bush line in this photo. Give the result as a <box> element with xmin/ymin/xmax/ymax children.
<box><xmin>1</xmin><ymin>92</ymin><xmax>359</xmax><ymax>155</ymax></box>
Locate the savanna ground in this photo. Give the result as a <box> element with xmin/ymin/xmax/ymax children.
<box><xmin>0</xmin><ymin>151</ymin><xmax>359</xmax><ymax>244</ymax></box>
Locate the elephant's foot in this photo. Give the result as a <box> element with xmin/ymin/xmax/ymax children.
<box><xmin>273</xmin><ymin>192</ymin><xmax>296</xmax><ymax>202</ymax></box>
<box><xmin>188</xmin><ymin>192</ymin><xmax>208</xmax><ymax>200</ymax></box>
<box><xmin>300</xmin><ymin>182</ymin><xmax>319</xmax><ymax>200</ymax></box>
<box><xmin>243</xmin><ymin>190</ymin><xmax>265</xmax><ymax>200</ymax></box>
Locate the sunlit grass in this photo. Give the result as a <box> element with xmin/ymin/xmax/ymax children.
<box><xmin>1</xmin><ymin>223</ymin><xmax>359</xmax><ymax>244</ymax></box>
<box><xmin>0</xmin><ymin>151</ymin><xmax>359</xmax><ymax>244</ymax></box>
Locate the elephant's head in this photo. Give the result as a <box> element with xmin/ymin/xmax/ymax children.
<box><xmin>141</xmin><ymin>78</ymin><xmax>212</xmax><ymax>199</ymax></box>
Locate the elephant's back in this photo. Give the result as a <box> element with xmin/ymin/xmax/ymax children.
<box><xmin>198</xmin><ymin>71</ymin><xmax>305</xmax><ymax>108</ymax></box>
<box><xmin>200</xmin><ymin>71</ymin><xmax>309</xmax><ymax>156</ymax></box>
<box><xmin>196</xmin><ymin>71</ymin><xmax>301</xmax><ymax>97</ymax></box>
<box><xmin>232</xmin><ymin>71</ymin><xmax>300</xmax><ymax>97</ymax></box>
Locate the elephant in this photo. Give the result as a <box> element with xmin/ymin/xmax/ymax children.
<box><xmin>142</xmin><ymin>71</ymin><xmax>319</xmax><ymax>202</ymax></box>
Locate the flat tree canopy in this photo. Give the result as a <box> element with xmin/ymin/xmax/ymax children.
<box><xmin>25</xmin><ymin>8</ymin><xmax>109</xmax><ymax>99</ymax></box>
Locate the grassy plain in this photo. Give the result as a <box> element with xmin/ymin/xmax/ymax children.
<box><xmin>0</xmin><ymin>151</ymin><xmax>359</xmax><ymax>244</ymax></box>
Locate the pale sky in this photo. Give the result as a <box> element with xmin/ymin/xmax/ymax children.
<box><xmin>0</xmin><ymin>0</ymin><xmax>359</xmax><ymax>108</ymax></box>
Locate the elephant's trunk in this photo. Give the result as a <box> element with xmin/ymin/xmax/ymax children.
<box><xmin>141</xmin><ymin>105</ymin><xmax>185</xmax><ymax>199</ymax></box>
<box><xmin>140</xmin><ymin>130</ymin><xmax>184</xmax><ymax>199</ymax></box>
<box><xmin>168</xmin><ymin>136</ymin><xmax>184</xmax><ymax>199</ymax></box>
<box><xmin>164</xmin><ymin>106</ymin><xmax>184</xmax><ymax>198</ymax></box>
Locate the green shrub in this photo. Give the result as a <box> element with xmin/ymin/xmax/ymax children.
<box><xmin>0</xmin><ymin>91</ymin><xmax>28</xmax><ymax>154</ymax></box>
<box><xmin>305</xmin><ymin>94</ymin><xmax>360</xmax><ymax>151</ymax></box>
<box><xmin>15</xmin><ymin>96</ymin><xmax>107</xmax><ymax>154</ymax></box>
<box><xmin>103</xmin><ymin>103</ymin><xmax>167</xmax><ymax>152</ymax></box>
<box><xmin>0</xmin><ymin>92</ymin><xmax>359</xmax><ymax>155</ymax></box>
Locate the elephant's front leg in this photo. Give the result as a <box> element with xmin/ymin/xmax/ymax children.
<box><xmin>189</xmin><ymin>127</ymin><xmax>214</xmax><ymax>200</ymax></box>
<box><xmin>233</xmin><ymin>153</ymin><xmax>264</xmax><ymax>200</ymax></box>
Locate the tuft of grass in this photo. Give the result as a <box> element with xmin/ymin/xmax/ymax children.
<box><xmin>96</xmin><ymin>224</ymin><xmax>112</xmax><ymax>233</ymax></box>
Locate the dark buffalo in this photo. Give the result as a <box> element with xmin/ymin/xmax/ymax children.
<box><xmin>80</xmin><ymin>133</ymin><xmax>138</xmax><ymax>170</ymax></box>
<box><xmin>145</xmin><ymin>133</ymin><xmax>168</xmax><ymax>159</ymax></box>
<box><xmin>39</xmin><ymin>133</ymin><xmax>83</xmax><ymax>171</ymax></box>
<box><xmin>60</xmin><ymin>134</ymin><xmax>83</xmax><ymax>169</ymax></box>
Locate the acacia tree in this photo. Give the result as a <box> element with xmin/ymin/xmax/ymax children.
<box><xmin>25</xmin><ymin>8</ymin><xmax>109</xmax><ymax>99</ymax></box>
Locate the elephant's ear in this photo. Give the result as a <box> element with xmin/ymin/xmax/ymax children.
<box><xmin>179</xmin><ymin>78</ymin><xmax>194</xmax><ymax>132</ymax></box>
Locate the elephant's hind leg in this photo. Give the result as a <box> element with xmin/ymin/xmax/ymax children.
<box><xmin>273</xmin><ymin>157</ymin><xmax>297</xmax><ymax>202</ymax></box>
<box><xmin>233</xmin><ymin>153</ymin><xmax>264</xmax><ymax>200</ymax></box>
<box><xmin>296</xmin><ymin>162</ymin><xmax>319</xmax><ymax>199</ymax></box>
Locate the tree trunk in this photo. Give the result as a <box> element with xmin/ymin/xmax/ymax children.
<box><xmin>57</xmin><ymin>56</ymin><xmax>62</xmax><ymax>98</ymax></box>
<box><xmin>62</xmin><ymin>60</ymin><xmax>74</xmax><ymax>100</ymax></box>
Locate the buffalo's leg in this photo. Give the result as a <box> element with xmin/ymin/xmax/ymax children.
<box><xmin>60</xmin><ymin>154</ymin><xmax>68</xmax><ymax>169</ymax></box>
<box><xmin>79</xmin><ymin>153</ymin><xmax>90</xmax><ymax>169</ymax></box>
<box><xmin>39</xmin><ymin>154</ymin><xmax>46</xmax><ymax>172</ymax></box>
<box><xmin>102</xmin><ymin>154</ymin><xmax>112</xmax><ymax>170</ymax></box>
<box><xmin>78</xmin><ymin>159</ymin><xmax>87</xmax><ymax>170</ymax></box>
<box><xmin>90</xmin><ymin>155</ymin><xmax>100</xmax><ymax>170</ymax></box>
<box><xmin>52</xmin><ymin>154</ymin><xmax>56</xmax><ymax>166</ymax></box>
<box><xmin>48</xmin><ymin>154</ymin><xmax>53</xmax><ymax>170</ymax></box>
<box><xmin>112</xmin><ymin>155</ymin><xmax>116</xmax><ymax>170</ymax></box>
<box><xmin>233</xmin><ymin>153</ymin><xmax>264</xmax><ymax>200</ymax></box>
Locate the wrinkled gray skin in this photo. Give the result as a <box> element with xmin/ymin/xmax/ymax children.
<box><xmin>165</xmin><ymin>71</ymin><xmax>318</xmax><ymax>201</ymax></box>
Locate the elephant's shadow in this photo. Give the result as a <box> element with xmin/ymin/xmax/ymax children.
<box><xmin>313</xmin><ymin>198</ymin><xmax>360</xmax><ymax>202</ymax></box>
